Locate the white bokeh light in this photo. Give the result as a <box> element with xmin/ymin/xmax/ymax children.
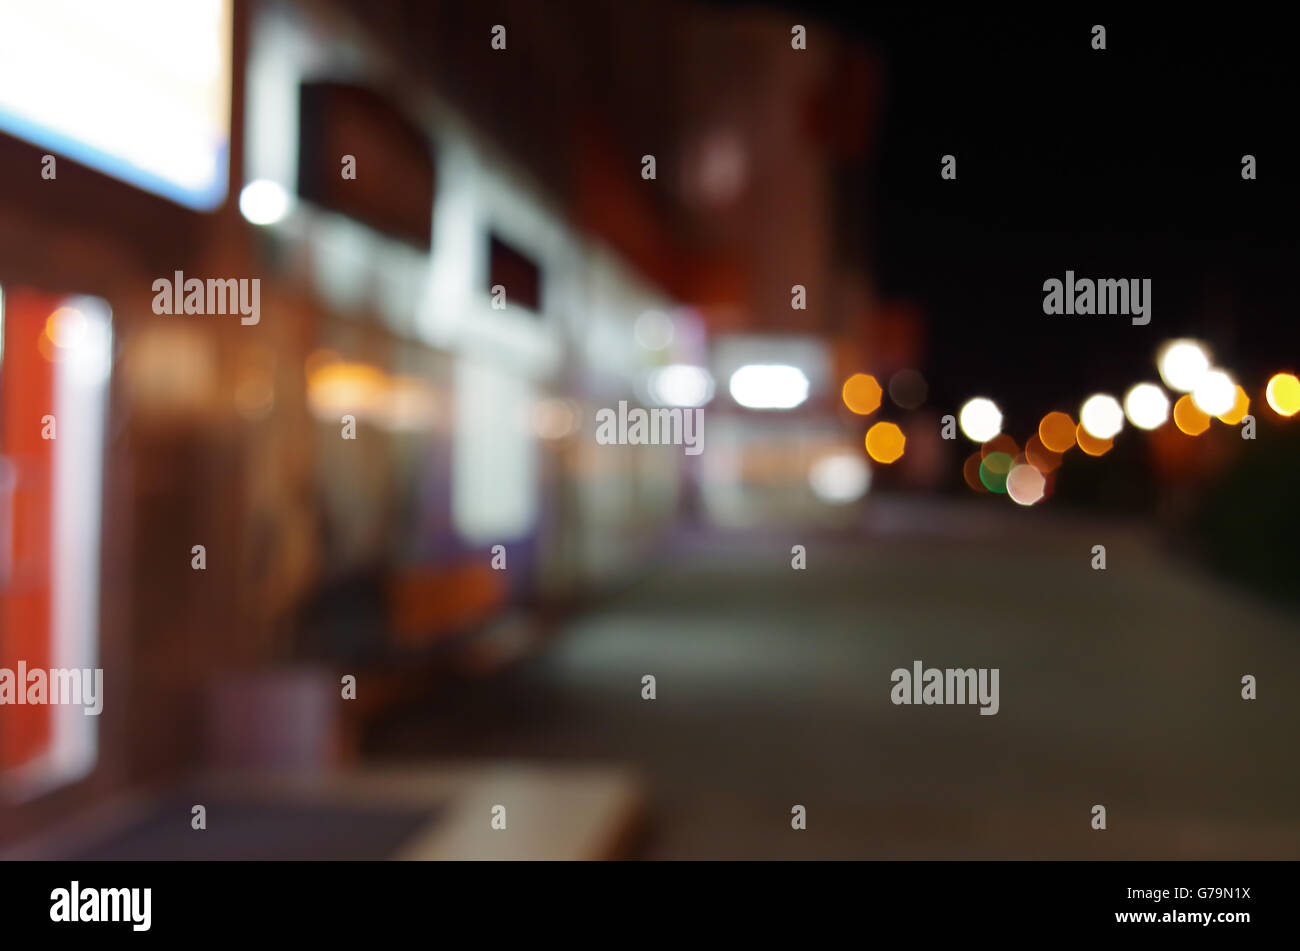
<box><xmin>1157</xmin><ymin>339</ymin><xmax>1211</xmax><ymax>393</ymax></box>
<box><xmin>633</xmin><ymin>310</ymin><xmax>674</xmax><ymax>351</ymax></box>
<box><xmin>958</xmin><ymin>397</ymin><xmax>1002</xmax><ymax>442</ymax></box>
<box><xmin>1123</xmin><ymin>383</ymin><xmax>1170</xmax><ymax>430</ymax></box>
<box><xmin>648</xmin><ymin>364</ymin><xmax>714</xmax><ymax>407</ymax></box>
<box><xmin>728</xmin><ymin>364</ymin><xmax>809</xmax><ymax>410</ymax></box>
<box><xmin>1192</xmin><ymin>369</ymin><xmax>1236</xmax><ymax>416</ymax></box>
<box><xmin>239</xmin><ymin>179</ymin><xmax>292</xmax><ymax>225</ymax></box>
<box><xmin>808</xmin><ymin>452</ymin><xmax>871</xmax><ymax>504</ymax></box>
<box><xmin>1006</xmin><ymin>464</ymin><xmax>1046</xmax><ymax>506</ymax></box>
<box><xmin>1080</xmin><ymin>394</ymin><xmax>1124</xmax><ymax>440</ymax></box>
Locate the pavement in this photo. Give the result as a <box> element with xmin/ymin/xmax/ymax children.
<box><xmin>366</xmin><ymin>497</ymin><xmax>1300</xmax><ymax>859</ymax></box>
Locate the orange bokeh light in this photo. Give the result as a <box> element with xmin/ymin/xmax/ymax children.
<box><xmin>1038</xmin><ymin>411</ymin><xmax>1076</xmax><ymax>453</ymax></box>
<box><xmin>1173</xmin><ymin>394</ymin><xmax>1211</xmax><ymax>435</ymax></box>
<box><xmin>963</xmin><ymin>451</ymin><xmax>987</xmax><ymax>492</ymax></box>
<box><xmin>842</xmin><ymin>373</ymin><xmax>883</xmax><ymax>415</ymax></box>
<box><xmin>865</xmin><ymin>421</ymin><xmax>906</xmax><ymax>463</ymax></box>
<box><xmin>1265</xmin><ymin>373</ymin><xmax>1300</xmax><ymax>417</ymax></box>
<box><xmin>1024</xmin><ymin>434</ymin><xmax>1062</xmax><ymax>473</ymax></box>
<box><xmin>981</xmin><ymin>433</ymin><xmax>1019</xmax><ymax>459</ymax></box>
<box><xmin>1216</xmin><ymin>385</ymin><xmax>1250</xmax><ymax>425</ymax></box>
<box><xmin>1075</xmin><ymin>422</ymin><xmax>1113</xmax><ymax>456</ymax></box>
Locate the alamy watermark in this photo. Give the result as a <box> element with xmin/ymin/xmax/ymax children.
<box><xmin>152</xmin><ymin>270</ymin><xmax>260</xmax><ymax>325</ymax></box>
<box><xmin>0</xmin><ymin>663</ymin><xmax>104</xmax><ymax>715</ymax></box>
<box><xmin>50</xmin><ymin>882</ymin><xmax>150</xmax><ymax>932</ymax></box>
<box><xmin>594</xmin><ymin>400</ymin><xmax>703</xmax><ymax>455</ymax></box>
<box><xmin>1042</xmin><ymin>270</ymin><xmax>1150</xmax><ymax>325</ymax></box>
<box><xmin>890</xmin><ymin>660</ymin><xmax>999</xmax><ymax>715</ymax></box>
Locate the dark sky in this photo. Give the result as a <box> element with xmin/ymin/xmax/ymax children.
<box><xmin>788</xmin><ymin>8</ymin><xmax>1300</xmax><ymax>436</ymax></box>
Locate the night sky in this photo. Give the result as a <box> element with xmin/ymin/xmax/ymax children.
<box><xmin>800</xmin><ymin>9</ymin><xmax>1300</xmax><ymax>438</ymax></box>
